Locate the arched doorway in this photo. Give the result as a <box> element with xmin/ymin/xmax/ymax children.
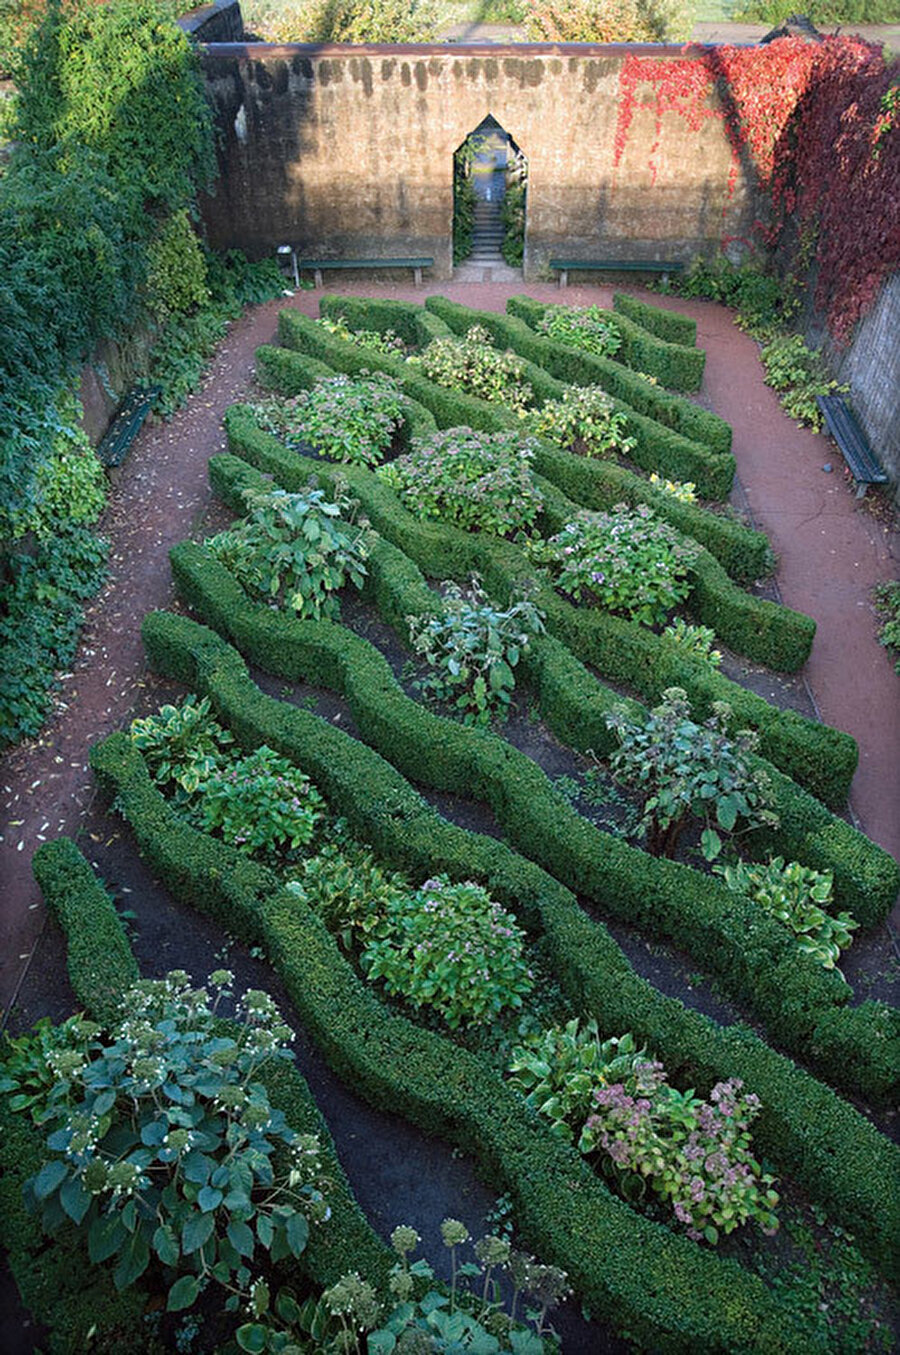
<box><xmin>452</xmin><ymin>115</ymin><xmax>527</xmax><ymax>276</ymax></box>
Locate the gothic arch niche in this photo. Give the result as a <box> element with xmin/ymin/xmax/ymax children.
<box><xmin>452</xmin><ymin>114</ymin><xmax>527</xmax><ymax>272</ymax></box>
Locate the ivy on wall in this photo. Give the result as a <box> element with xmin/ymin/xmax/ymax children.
<box><xmin>613</xmin><ymin>37</ymin><xmax>899</xmax><ymax>344</ymax></box>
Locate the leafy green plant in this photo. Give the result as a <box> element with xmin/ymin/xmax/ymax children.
<box><xmin>247</xmin><ymin>372</ymin><xmax>408</xmax><ymax>467</ymax></box>
<box><xmin>286</xmin><ymin>836</ymin><xmax>411</xmax><ymax>950</ymax></box>
<box><xmin>238</xmin><ymin>1222</ymin><xmax>567</xmax><ymax>1353</ymax></box>
<box><xmin>129</xmin><ymin>694</ymin><xmax>234</xmax><ymax>793</ymax></box>
<box><xmin>648</xmin><ymin>472</ymin><xmax>696</xmax><ymax>503</ymax></box>
<box><xmin>412</xmin><ymin>325</ymin><xmax>534</xmax><ymax>414</ymax></box>
<box><xmin>0</xmin><ymin>1014</ymin><xmax>99</xmax><ymax>1124</ymax></box>
<box><xmin>508</xmin><ymin>1021</ymin><xmax>779</xmax><ymax>1245</ymax></box>
<box><xmin>661</xmin><ymin>618</ymin><xmax>722</xmax><ymax>668</ymax></box>
<box><xmin>145</xmin><ymin>209</ymin><xmax>210</xmax><ymax>321</ymax></box>
<box><xmin>207</xmin><ymin>484</ymin><xmax>370</xmax><ymax>620</ymax></box>
<box><xmin>759</xmin><ymin>334</ymin><xmax>844</xmax><ymax>430</ymax></box>
<box><xmin>241</xmin><ymin>0</ymin><xmax>439</xmax><ymax>43</ymax></box>
<box><xmin>873</xmin><ymin>579</ymin><xmax>900</xmax><ymax>673</ymax></box>
<box><xmin>378</xmin><ymin>427</ymin><xmax>544</xmax><ymax>537</ymax></box>
<box><xmin>526</xmin><ymin>504</ymin><xmax>698</xmax><ymax>626</ymax></box>
<box><xmin>200</xmin><ymin>745</ymin><xmax>325</xmax><ymax>856</ymax></box>
<box><xmin>537</xmin><ymin>305</ymin><xmax>622</xmax><ymax>359</ymax></box>
<box><xmin>408</xmin><ymin>578</ymin><xmax>545</xmax><ymax>726</ymax></box>
<box><xmin>524</xmin><ymin>385</ymin><xmax>636</xmax><ymax>460</ymax></box>
<box><xmin>361</xmin><ymin>876</ymin><xmax>534</xmax><ymax>1029</ymax></box>
<box><xmin>605</xmin><ymin>687</ymin><xmax>779</xmax><ymax>860</ymax></box>
<box><xmin>16</xmin><ymin>971</ymin><xmax>330</xmax><ymax>1311</ymax></box>
<box><xmin>715</xmin><ymin>856</ymin><xmax>857</xmax><ymax>969</ymax></box>
<box><xmin>316</xmin><ymin>315</ymin><xmax>407</xmax><ymax>356</ymax></box>
<box><xmin>501</xmin><ymin>179</ymin><xmax>526</xmax><ymax>268</ymax></box>
<box><xmin>16</xmin><ymin>390</ymin><xmax>107</xmax><ymax>541</ymax></box>
<box><xmin>655</xmin><ymin>256</ymin><xmax>788</xmax><ymax>340</ymax></box>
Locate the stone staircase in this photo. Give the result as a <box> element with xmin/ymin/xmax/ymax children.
<box><xmin>470</xmin><ymin>192</ymin><xmax>505</xmax><ymax>265</ymax></box>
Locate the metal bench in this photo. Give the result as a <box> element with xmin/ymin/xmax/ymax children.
<box><xmin>297</xmin><ymin>257</ymin><xmax>434</xmax><ymax>288</ymax></box>
<box><xmin>549</xmin><ymin>258</ymin><xmax>685</xmax><ymax>289</ymax></box>
<box><xmin>816</xmin><ymin>394</ymin><xmax>888</xmax><ymax>499</ymax></box>
<box><xmin>96</xmin><ymin>386</ymin><xmax>160</xmax><ymax>469</ymax></box>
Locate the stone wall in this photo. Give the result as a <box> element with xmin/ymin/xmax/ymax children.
<box><xmin>828</xmin><ymin>273</ymin><xmax>900</xmax><ymax>488</ymax></box>
<box><xmin>181</xmin><ymin>0</ymin><xmax>243</xmax><ymax>44</ymax></box>
<box><xmin>199</xmin><ymin>43</ymin><xmax>759</xmax><ymax>281</ymax></box>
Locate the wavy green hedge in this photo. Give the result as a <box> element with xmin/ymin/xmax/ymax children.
<box><xmin>224</xmin><ymin>407</ymin><xmax>858</xmax><ymax>811</ymax></box>
<box><xmin>113</xmin><ymin>623</ymin><xmax>900</xmax><ymax>1284</ymax></box>
<box><xmin>163</xmin><ymin>535</ymin><xmax>898</xmax><ymax>1104</ymax></box>
<box><xmin>280</xmin><ymin>304</ymin><xmax>735</xmax><ymax>501</ymax></box>
<box><xmin>30</xmin><ymin>839</ymin><xmax>394</xmax><ymax>1298</ymax></box>
<box><xmin>88</xmin><ymin>724</ymin><xmax>898</xmax><ymax>1346</ymax></box>
<box><xmin>613</xmin><ymin>292</ymin><xmax>698</xmax><ymax>347</ymax></box>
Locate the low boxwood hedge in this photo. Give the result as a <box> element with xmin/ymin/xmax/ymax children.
<box><xmin>613</xmin><ymin>291</ymin><xmax>698</xmax><ymax>347</ymax></box>
<box><xmin>281</xmin><ymin>304</ymin><xmax>735</xmax><ymax>501</ymax></box>
<box><xmin>161</xmin><ymin>540</ymin><xmax>898</xmax><ymax>1103</ymax></box>
<box><xmin>223</xmin><ymin>409</ymin><xmax>858</xmax><ymax>811</ymax></box>
<box><xmin>93</xmin><ymin>651</ymin><xmax>899</xmax><ymax>1288</ymax></box>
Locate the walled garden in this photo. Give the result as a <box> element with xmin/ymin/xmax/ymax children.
<box><xmin>3</xmin><ymin>288</ymin><xmax>897</xmax><ymax>1353</ymax></box>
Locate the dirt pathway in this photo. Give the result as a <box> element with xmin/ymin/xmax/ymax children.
<box><xmin>2</xmin><ymin>278</ymin><xmax>897</xmax><ymax>1019</ymax></box>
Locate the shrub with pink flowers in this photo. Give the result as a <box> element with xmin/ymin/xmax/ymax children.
<box><xmin>526</xmin><ymin>503</ymin><xmax>698</xmax><ymax>626</ymax></box>
<box><xmin>378</xmin><ymin>427</ymin><xmax>544</xmax><ymax>537</ymax></box>
<box><xmin>246</xmin><ymin>372</ymin><xmax>408</xmax><ymax>468</ymax></box>
<box><xmin>360</xmin><ymin>876</ymin><xmax>534</xmax><ymax>1028</ymax></box>
<box><xmin>199</xmin><ymin>745</ymin><xmax>325</xmax><ymax>856</ymax></box>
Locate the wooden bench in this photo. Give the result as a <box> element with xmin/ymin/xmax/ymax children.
<box><xmin>550</xmin><ymin>258</ymin><xmax>685</xmax><ymax>289</ymax></box>
<box><xmin>297</xmin><ymin>257</ymin><xmax>434</xmax><ymax>288</ymax></box>
<box><xmin>816</xmin><ymin>394</ymin><xmax>888</xmax><ymax>499</ymax></box>
<box><xmin>96</xmin><ymin>386</ymin><xmax>160</xmax><ymax>469</ymax></box>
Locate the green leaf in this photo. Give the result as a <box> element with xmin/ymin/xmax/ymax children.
<box><xmin>703</xmin><ymin>1225</ymin><xmax>719</xmax><ymax>1245</ymax></box>
<box><xmin>152</xmin><ymin>1223</ymin><xmax>180</xmax><ymax>1267</ymax></box>
<box><xmin>89</xmin><ymin>1214</ymin><xmax>127</xmax><ymax>1264</ymax></box>
<box><xmin>700</xmin><ymin>828</ymin><xmax>722</xmax><ymax>862</ymax></box>
<box><xmin>227</xmin><ymin>1219</ymin><xmax>256</xmax><ymax>1258</ymax></box>
<box><xmin>284</xmin><ymin>1210</ymin><xmax>308</xmax><ymax>1257</ymax></box>
<box><xmin>198</xmin><ymin>1184</ymin><xmax>223</xmax><ymax>1213</ymax></box>
<box><xmin>367</xmin><ymin>1333</ymin><xmax>396</xmax><ymax>1355</ymax></box>
<box><xmin>113</xmin><ymin>1231</ymin><xmax>150</xmax><ymax>1290</ymax></box>
<box><xmin>256</xmin><ymin>1212</ymin><xmax>274</xmax><ymax>1249</ymax></box>
<box><xmin>32</xmin><ymin>1160</ymin><xmax>68</xmax><ymax>1200</ymax></box>
<box><xmin>236</xmin><ymin>1325</ymin><xmax>268</xmax><ymax>1354</ymax></box>
<box><xmin>167</xmin><ymin>1274</ymin><xmax>201</xmax><ymax>1312</ymax></box>
<box><xmin>182</xmin><ymin>1210</ymin><xmax>215</xmax><ymax>1255</ymax></box>
<box><xmin>59</xmin><ymin>1176</ymin><xmax>91</xmax><ymax>1225</ymax></box>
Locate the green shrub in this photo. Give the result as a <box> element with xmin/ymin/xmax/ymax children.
<box><xmin>206</xmin><ymin>484</ymin><xmax>370</xmax><ymax>620</ymax></box>
<box><xmin>250</xmin><ymin>373</ymin><xmax>408</xmax><ymax>468</ymax></box>
<box><xmin>655</xmin><ymin>257</ymin><xmax>787</xmax><ymax>340</ymax></box>
<box><xmin>537</xmin><ymin>305</ymin><xmax>623</xmax><ymax>358</ymax></box>
<box><xmin>129</xmin><ymin>693</ymin><xmax>234</xmax><ymax>793</ymax></box>
<box><xmin>317</xmin><ymin>315</ymin><xmax>407</xmax><ymax>357</ymax></box>
<box><xmin>612</xmin><ymin>294</ymin><xmax>697</xmax><ymax>348</ymax></box>
<box><xmin>145</xmin><ymin>208</ymin><xmax>209</xmax><ymax>321</ymax></box>
<box><xmin>524</xmin><ymin>385</ymin><xmax>636</xmax><ymax>460</ymax></box>
<box><xmin>413</xmin><ymin>325</ymin><xmax>535</xmax><ymax>414</ymax></box>
<box><xmin>378</xmin><ymin>427</ymin><xmax>544</xmax><ymax>537</ymax></box>
<box><xmin>242</xmin><ymin>0</ymin><xmax>439</xmax><ymax>43</ymax></box>
<box><xmin>759</xmin><ymin>334</ymin><xmax>844</xmax><ymax>430</ymax></box>
<box><xmin>200</xmin><ymin>744</ymin><xmax>326</xmax><ymax>856</ymax></box>
<box><xmin>873</xmin><ymin>579</ymin><xmax>900</xmax><ymax>673</ymax></box>
<box><xmin>661</xmin><ymin>618</ymin><xmax>721</xmax><ymax>668</ymax></box>
<box><xmin>17</xmin><ymin>391</ymin><xmax>106</xmax><ymax>541</ymax></box>
<box><xmin>715</xmin><ymin>857</ymin><xmax>857</xmax><ymax>970</ymax></box>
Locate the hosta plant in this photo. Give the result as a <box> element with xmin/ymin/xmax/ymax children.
<box><xmin>524</xmin><ymin>385</ymin><xmax>636</xmax><ymax>460</ymax></box>
<box><xmin>412</xmin><ymin>325</ymin><xmax>534</xmax><ymax>414</ymax></box>
<box><xmin>508</xmin><ymin>1022</ymin><xmax>779</xmax><ymax>1245</ymax></box>
<box><xmin>537</xmin><ymin>305</ymin><xmax>622</xmax><ymax>358</ymax></box>
<box><xmin>207</xmin><ymin>484</ymin><xmax>369</xmax><ymax>620</ymax></box>
<box><xmin>17</xmin><ymin>972</ymin><xmax>330</xmax><ymax>1312</ymax></box>
<box><xmin>648</xmin><ymin>473</ymin><xmax>697</xmax><ymax>503</ymax></box>
<box><xmin>129</xmin><ymin>695</ymin><xmax>233</xmax><ymax>793</ymax></box>
<box><xmin>716</xmin><ymin>856</ymin><xmax>857</xmax><ymax>969</ymax></box>
<box><xmin>361</xmin><ymin>876</ymin><xmax>534</xmax><ymax>1028</ymax></box>
<box><xmin>661</xmin><ymin>617</ymin><xmax>722</xmax><ymax>668</ymax></box>
<box><xmin>316</xmin><ymin>314</ymin><xmax>407</xmax><ymax>356</ymax></box>
<box><xmin>605</xmin><ymin>687</ymin><xmax>778</xmax><ymax>860</ymax></box>
<box><xmin>200</xmin><ymin>745</ymin><xmax>326</xmax><ymax>856</ymax></box>
<box><xmin>526</xmin><ymin>504</ymin><xmax>698</xmax><ymax>626</ymax></box>
<box><xmin>247</xmin><ymin>371</ymin><xmax>408</xmax><ymax>467</ymax></box>
<box><xmin>408</xmin><ymin>578</ymin><xmax>545</xmax><ymax>725</ymax></box>
<box><xmin>0</xmin><ymin>1014</ymin><xmax>98</xmax><ymax>1125</ymax></box>
<box><xmin>378</xmin><ymin>427</ymin><xmax>544</xmax><ymax>537</ymax></box>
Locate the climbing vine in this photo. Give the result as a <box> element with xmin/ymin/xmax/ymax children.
<box><xmin>613</xmin><ymin>37</ymin><xmax>899</xmax><ymax>344</ymax></box>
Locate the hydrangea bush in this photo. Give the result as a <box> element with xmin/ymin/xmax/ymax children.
<box><xmin>316</xmin><ymin>314</ymin><xmax>407</xmax><ymax>356</ymax></box>
<box><xmin>412</xmin><ymin>325</ymin><xmax>534</xmax><ymax>414</ymax></box>
<box><xmin>524</xmin><ymin>385</ymin><xmax>636</xmax><ymax>460</ymax></box>
<box><xmin>378</xmin><ymin>427</ymin><xmax>544</xmax><ymax>537</ymax></box>
<box><xmin>247</xmin><ymin>372</ymin><xmax>408</xmax><ymax>467</ymax></box>
<box><xmin>14</xmin><ymin>972</ymin><xmax>330</xmax><ymax>1312</ymax></box>
<box><xmin>537</xmin><ymin>305</ymin><xmax>622</xmax><ymax>358</ymax></box>
<box><xmin>526</xmin><ymin>504</ymin><xmax>698</xmax><ymax>626</ymax></box>
<box><xmin>716</xmin><ymin>855</ymin><xmax>857</xmax><ymax>969</ymax></box>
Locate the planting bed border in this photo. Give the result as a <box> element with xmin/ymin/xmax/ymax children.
<box><xmin>85</xmin><ymin>721</ymin><xmax>899</xmax><ymax>1349</ymax></box>
<box><xmin>225</xmin><ymin>401</ymin><xmax>858</xmax><ymax>812</ymax></box>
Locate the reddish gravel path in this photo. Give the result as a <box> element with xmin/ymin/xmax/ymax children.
<box><xmin>2</xmin><ymin>279</ymin><xmax>897</xmax><ymax>1018</ymax></box>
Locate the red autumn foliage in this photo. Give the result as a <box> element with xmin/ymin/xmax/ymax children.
<box><xmin>614</xmin><ymin>37</ymin><xmax>899</xmax><ymax>344</ymax></box>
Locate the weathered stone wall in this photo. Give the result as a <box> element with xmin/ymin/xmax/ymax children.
<box><xmin>827</xmin><ymin>273</ymin><xmax>900</xmax><ymax>489</ymax></box>
<box><xmin>181</xmin><ymin>1</ymin><xmax>244</xmax><ymax>45</ymax></box>
<box><xmin>199</xmin><ymin>43</ymin><xmax>759</xmax><ymax>280</ymax></box>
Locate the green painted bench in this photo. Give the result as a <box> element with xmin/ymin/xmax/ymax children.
<box><xmin>549</xmin><ymin>258</ymin><xmax>685</xmax><ymax>289</ymax></box>
<box><xmin>816</xmin><ymin>395</ymin><xmax>888</xmax><ymax>499</ymax></box>
<box><xmin>297</xmin><ymin>257</ymin><xmax>434</xmax><ymax>288</ymax></box>
<box><xmin>96</xmin><ymin>386</ymin><xmax>160</xmax><ymax>469</ymax></box>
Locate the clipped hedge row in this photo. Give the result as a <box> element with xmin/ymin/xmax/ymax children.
<box><xmin>264</xmin><ymin>316</ymin><xmax>810</xmax><ymax>672</ymax></box>
<box><xmin>127</xmin><ymin>617</ymin><xmax>899</xmax><ymax>1281</ymax></box>
<box><xmin>29</xmin><ymin>838</ymin><xmax>394</xmax><ymax>1299</ymax></box>
<box><xmin>290</xmin><ymin>302</ymin><xmax>734</xmax><ymax>501</ymax></box>
<box><xmin>87</xmin><ymin>726</ymin><xmax>889</xmax><ymax>1349</ymax></box>
<box><xmin>613</xmin><ymin>291</ymin><xmax>698</xmax><ymax>347</ymax></box>
<box><xmin>224</xmin><ymin>407</ymin><xmax>859</xmax><ymax>811</ymax></box>
<box><xmin>165</xmin><ymin>533</ymin><xmax>898</xmax><ymax>1103</ymax></box>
